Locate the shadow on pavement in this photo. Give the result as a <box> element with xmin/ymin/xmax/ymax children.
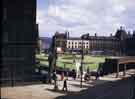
<box><xmin>69</xmin><ymin>83</ymin><xmax>90</xmax><ymax>88</ymax></box>
<box><xmin>54</xmin><ymin>77</ymin><xmax>134</xmax><ymax>99</ymax></box>
<box><xmin>46</xmin><ymin>88</ymin><xmax>78</xmax><ymax>95</ymax></box>
<box><xmin>1</xmin><ymin>81</ymin><xmax>44</xmax><ymax>88</ymax></box>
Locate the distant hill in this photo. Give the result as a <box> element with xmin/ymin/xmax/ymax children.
<box><xmin>40</xmin><ymin>37</ymin><xmax>52</xmax><ymax>43</ymax></box>
<box><xmin>39</xmin><ymin>37</ymin><xmax>52</xmax><ymax>50</ymax></box>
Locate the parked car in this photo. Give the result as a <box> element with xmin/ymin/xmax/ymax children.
<box><xmin>34</xmin><ymin>67</ymin><xmax>49</xmax><ymax>83</ymax></box>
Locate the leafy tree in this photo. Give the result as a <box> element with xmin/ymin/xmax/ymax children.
<box><xmin>48</xmin><ymin>35</ymin><xmax>57</xmax><ymax>83</ymax></box>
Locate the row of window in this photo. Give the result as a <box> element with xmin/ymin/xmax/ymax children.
<box><xmin>67</xmin><ymin>45</ymin><xmax>89</xmax><ymax>48</ymax></box>
<box><xmin>67</xmin><ymin>41</ymin><xmax>118</xmax><ymax>45</ymax></box>
<box><xmin>67</xmin><ymin>42</ymin><xmax>89</xmax><ymax>44</ymax></box>
<box><xmin>67</xmin><ymin>45</ymin><xmax>119</xmax><ymax>49</ymax></box>
<box><xmin>67</xmin><ymin>43</ymin><xmax>120</xmax><ymax>49</ymax></box>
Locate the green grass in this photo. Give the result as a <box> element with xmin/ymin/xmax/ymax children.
<box><xmin>36</xmin><ymin>54</ymin><xmax>48</xmax><ymax>66</ymax></box>
<box><xmin>36</xmin><ymin>53</ymin><xmax>107</xmax><ymax>71</ymax></box>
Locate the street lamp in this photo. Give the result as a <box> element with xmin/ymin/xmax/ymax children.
<box><xmin>11</xmin><ymin>64</ymin><xmax>14</xmax><ymax>87</ymax></box>
<box><xmin>80</xmin><ymin>39</ymin><xmax>84</xmax><ymax>88</ymax></box>
<box><xmin>53</xmin><ymin>35</ymin><xmax>58</xmax><ymax>90</ymax></box>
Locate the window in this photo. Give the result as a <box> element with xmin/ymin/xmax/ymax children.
<box><xmin>79</xmin><ymin>46</ymin><xmax>81</xmax><ymax>48</ymax></box>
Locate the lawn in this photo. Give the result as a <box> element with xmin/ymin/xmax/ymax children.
<box><xmin>36</xmin><ymin>53</ymin><xmax>107</xmax><ymax>71</ymax></box>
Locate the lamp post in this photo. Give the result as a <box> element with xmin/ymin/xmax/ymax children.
<box><xmin>80</xmin><ymin>39</ymin><xmax>84</xmax><ymax>88</ymax></box>
<box><xmin>53</xmin><ymin>36</ymin><xmax>58</xmax><ymax>90</ymax></box>
<box><xmin>11</xmin><ymin>64</ymin><xmax>14</xmax><ymax>87</ymax></box>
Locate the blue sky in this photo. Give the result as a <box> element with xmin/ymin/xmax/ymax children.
<box><xmin>37</xmin><ymin>0</ymin><xmax>135</xmax><ymax>37</ymax></box>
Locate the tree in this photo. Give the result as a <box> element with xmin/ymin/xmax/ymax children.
<box><xmin>48</xmin><ymin>35</ymin><xmax>57</xmax><ymax>83</ymax></box>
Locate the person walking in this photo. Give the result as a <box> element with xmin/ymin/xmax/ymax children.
<box><xmin>52</xmin><ymin>71</ymin><xmax>58</xmax><ymax>90</ymax></box>
<box><xmin>62</xmin><ymin>78</ymin><xmax>68</xmax><ymax>91</ymax></box>
<box><xmin>96</xmin><ymin>69</ymin><xmax>100</xmax><ymax>80</ymax></box>
<box><xmin>71</xmin><ymin>69</ymin><xmax>76</xmax><ymax>80</ymax></box>
<box><xmin>52</xmin><ymin>71</ymin><xmax>57</xmax><ymax>81</ymax></box>
<box><xmin>73</xmin><ymin>70</ymin><xmax>76</xmax><ymax>80</ymax></box>
<box><xmin>87</xmin><ymin>67</ymin><xmax>91</xmax><ymax>81</ymax></box>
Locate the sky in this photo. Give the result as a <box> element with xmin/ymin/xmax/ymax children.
<box><xmin>37</xmin><ymin>0</ymin><xmax>135</xmax><ymax>37</ymax></box>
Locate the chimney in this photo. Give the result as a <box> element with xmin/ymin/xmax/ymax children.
<box><xmin>65</xmin><ymin>31</ymin><xmax>68</xmax><ymax>38</ymax></box>
<box><xmin>128</xmin><ymin>31</ymin><xmax>131</xmax><ymax>36</ymax></box>
<box><xmin>120</xmin><ymin>26</ymin><xmax>123</xmax><ymax>30</ymax></box>
<box><xmin>95</xmin><ymin>33</ymin><xmax>97</xmax><ymax>37</ymax></box>
<box><xmin>55</xmin><ymin>31</ymin><xmax>59</xmax><ymax>35</ymax></box>
<box><xmin>110</xmin><ymin>33</ymin><xmax>112</xmax><ymax>37</ymax></box>
<box><xmin>133</xmin><ymin>30</ymin><xmax>135</xmax><ymax>37</ymax></box>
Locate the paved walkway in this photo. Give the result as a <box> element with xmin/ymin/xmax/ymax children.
<box><xmin>1</xmin><ymin>69</ymin><xmax>135</xmax><ymax>99</ymax></box>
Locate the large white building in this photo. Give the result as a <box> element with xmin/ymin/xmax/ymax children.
<box><xmin>67</xmin><ymin>38</ymin><xmax>89</xmax><ymax>49</ymax></box>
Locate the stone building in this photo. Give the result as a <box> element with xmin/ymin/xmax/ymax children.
<box><xmin>125</xmin><ymin>31</ymin><xmax>135</xmax><ymax>56</ymax></box>
<box><xmin>66</xmin><ymin>38</ymin><xmax>89</xmax><ymax>53</ymax></box>
<box><xmin>1</xmin><ymin>0</ymin><xmax>38</xmax><ymax>85</ymax></box>
<box><xmin>54</xmin><ymin>27</ymin><xmax>133</xmax><ymax>56</ymax></box>
<box><xmin>54</xmin><ymin>31</ymin><xmax>67</xmax><ymax>52</ymax></box>
<box><xmin>81</xmin><ymin>33</ymin><xmax>120</xmax><ymax>55</ymax></box>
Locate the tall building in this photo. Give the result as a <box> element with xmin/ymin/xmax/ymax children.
<box><xmin>125</xmin><ymin>31</ymin><xmax>135</xmax><ymax>56</ymax></box>
<box><xmin>54</xmin><ymin>27</ymin><xmax>133</xmax><ymax>56</ymax></box>
<box><xmin>81</xmin><ymin>33</ymin><xmax>120</xmax><ymax>55</ymax></box>
<box><xmin>54</xmin><ymin>32</ymin><xmax>67</xmax><ymax>52</ymax></box>
<box><xmin>2</xmin><ymin>0</ymin><xmax>38</xmax><ymax>85</ymax></box>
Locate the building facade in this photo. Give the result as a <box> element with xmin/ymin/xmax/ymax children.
<box><xmin>53</xmin><ymin>27</ymin><xmax>134</xmax><ymax>56</ymax></box>
<box><xmin>125</xmin><ymin>31</ymin><xmax>135</xmax><ymax>56</ymax></box>
<box><xmin>55</xmin><ymin>32</ymin><xmax>68</xmax><ymax>52</ymax></box>
<box><xmin>2</xmin><ymin>0</ymin><xmax>38</xmax><ymax>85</ymax></box>
<box><xmin>66</xmin><ymin>38</ymin><xmax>89</xmax><ymax>53</ymax></box>
<box><xmin>80</xmin><ymin>33</ymin><xmax>121</xmax><ymax>55</ymax></box>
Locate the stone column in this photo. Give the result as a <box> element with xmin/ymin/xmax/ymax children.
<box><xmin>116</xmin><ymin>63</ymin><xmax>119</xmax><ymax>78</ymax></box>
<box><xmin>123</xmin><ymin>64</ymin><xmax>126</xmax><ymax>76</ymax></box>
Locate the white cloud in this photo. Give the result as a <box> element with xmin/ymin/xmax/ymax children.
<box><xmin>37</xmin><ymin>10</ymin><xmax>45</xmax><ymax>24</ymax></box>
<box><xmin>37</xmin><ymin>0</ymin><xmax>135</xmax><ymax>37</ymax></box>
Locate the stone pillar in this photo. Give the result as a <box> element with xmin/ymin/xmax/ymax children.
<box><xmin>123</xmin><ymin>64</ymin><xmax>126</xmax><ymax>76</ymax></box>
<box><xmin>116</xmin><ymin>63</ymin><xmax>119</xmax><ymax>78</ymax></box>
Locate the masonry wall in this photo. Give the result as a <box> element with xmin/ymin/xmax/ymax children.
<box><xmin>2</xmin><ymin>0</ymin><xmax>37</xmax><ymax>85</ymax></box>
